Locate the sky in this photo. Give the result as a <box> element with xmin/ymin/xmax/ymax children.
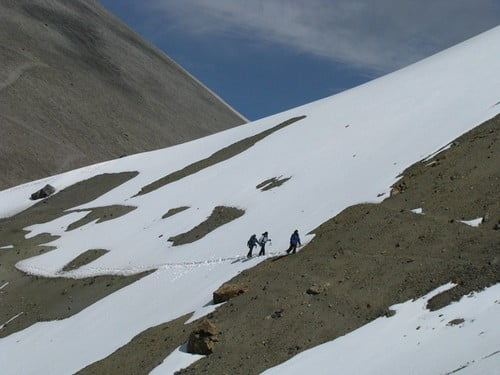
<box><xmin>99</xmin><ymin>0</ymin><xmax>499</xmax><ymax>121</ymax></box>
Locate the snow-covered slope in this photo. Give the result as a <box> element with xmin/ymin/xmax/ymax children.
<box><xmin>1</xmin><ymin>26</ymin><xmax>499</xmax><ymax>374</ymax></box>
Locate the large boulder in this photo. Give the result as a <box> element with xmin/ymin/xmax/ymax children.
<box><xmin>213</xmin><ymin>283</ymin><xmax>249</xmax><ymax>304</ymax></box>
<box><xmin>187</xmin><ymin>319</ymin><xmax>218</xmax><ymax>355</ymax></box>
<box><xmin>30</xmin><ymin>184</ymin><xmax>56</xmax><ymax>200</ymax></box>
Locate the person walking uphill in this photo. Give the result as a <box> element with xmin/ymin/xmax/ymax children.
<box><xmin>258</xmin><ymin>231</ymin><xmax>271</xmax><ymax>256</ymax></box>
<box><xmin>286</xmin><ymin>229</ymin><xmax>301</xmax><ymax>254</ymax></box>
<box><xmin>247</xmin><ymin>234</ymin><xmax>258</xmax><ymax>258</ymax></box>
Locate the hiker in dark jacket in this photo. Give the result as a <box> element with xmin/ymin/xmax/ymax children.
<box><xmin>286</xmin><ymin>229</ymin><xmax>301</xmax><ymax>254</ymax></box>
<box><xmin>247</xmin><ymin>234</ymin><xmax>258</xmax><ymax>258</ymax></box>
<box><xmin>258</xmin><ymin>231</ymin><xmax>271</xmax><ymax>256</ymax></box>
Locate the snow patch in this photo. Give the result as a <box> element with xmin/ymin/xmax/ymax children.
<box><xmin>149</xmin><ymin>344</ymin><xmax>204</xmax><ymax>375</ymax></box>
<box><xmin>0</xmin><ymin>312</ymin><xmax>24</xmax><ymax>331</ymax></box>
<box><xmin>423</xmin><ymin>142</ymin><xmax>453</xmax><ymax>162</ymax></box>
<box><xmin>185</xmin><ymin>301</ymin><xmax>223</xmax><ymax>325</ymax></box>
<box><xmin>459</xmin><ymin>218</ymin><xmax>482</xmax><ymax>227</ymax></box>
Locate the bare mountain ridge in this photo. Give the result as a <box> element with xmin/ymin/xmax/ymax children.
<box><xmin>0</xmin><ymin>0</ymin><xmax>246</xmax><ymax>190</ymax></box>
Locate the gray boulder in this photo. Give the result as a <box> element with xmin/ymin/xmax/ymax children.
<box><xmin>30</xmin><ymin>184</ymin><xmax>55</xmax><ymax>200</ymax></box>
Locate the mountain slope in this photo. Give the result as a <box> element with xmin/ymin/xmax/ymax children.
<box><xmin>77</xmin><ymin>114</ymin><xmax>499</xmax><ymax>375</ymax></box>
<box><xmin>0</xmin><ymin>25</ymin><xmax>499</xmax><ymax>374</ymax></box>
<box><xmin>0</xmin><ymin>0</ymin><xmax>246</xmax><ymax>190</ymax></box>
<box><xmin>174</xmin><ymin>114</ymin><xmax>499</xmax><ymax>374</ymax></box>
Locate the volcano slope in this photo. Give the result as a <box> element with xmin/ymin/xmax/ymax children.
<box><xmin>74</xmin><ymin>114</ymin><xmax>499</xmax><ymax>374</ymax></box>
<box><xmin>0</xmin><ymin>0</ymin><xmax>245</xmax><ymax>190</ymax></box>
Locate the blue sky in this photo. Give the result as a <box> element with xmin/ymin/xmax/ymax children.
<box><xmin>100</xmin><ymin>1</ymin><xmax>499</xmax><ymax>121</ymax></box>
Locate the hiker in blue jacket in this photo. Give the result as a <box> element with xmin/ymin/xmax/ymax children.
<box><xmin>247</xmin><ymin>234</ymin><xmax>258</xmax><ymax>258</ymax></box>
<box><xmin>258</xmin><ymin>231</ymin><xmax>271</xmax><ymax>256</ymax></box>
<box><xmin>286</xmin><ymin>229</ymin><xmax>301</xmax><ymax>254</ymax></box>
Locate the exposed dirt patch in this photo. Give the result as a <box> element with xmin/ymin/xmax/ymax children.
<box><xmin>62</xmin><ymin>249</ymin><xmax>109</xmax><ymax>272</ymax></box>
<box><xmin>0</xmin><ymin>172</ymin><xmax>147</xmax><ymax>338</ymax></box>
<box><xmin>66</xmin><ymin>205</ymin><xmax>136</xmax><ymax>231</ymax></box>
<box><xmin>168</xmin><ymin>206</ymin><xmax>245</xmax><ymax>246</ymax></box>
<box><xmin>447</xmin><ymin>318</ymin><xmax>465</xmax><ymax>326</ymax></box>
<box><xmin>256</xmin><ymin>176</ymin><xmax>291</xmax><ymax>191</ymax></box>
<box><xmin>136</xmin><ymin>116</ymin><xmax>306</xmax><ymax>196</ymax></box>
<box><xmin>175</xmin><ymin>115</ymin><xmax>499</xmax><ymax>374</ymax></box>
<box><xmin>77</xmin><ymin>313</ymin><xmax>194</xmax><ymax>375</ymax></box>
<box><xmin>162</xmin><ymin>206</ymin><xmax>190</xmax><ymax>219</ymax></box>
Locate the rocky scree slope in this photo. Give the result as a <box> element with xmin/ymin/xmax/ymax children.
<box><xmin>0</xmin><ymin>0</ymin><xmax>246</xmax><ymax>190</ymax></box>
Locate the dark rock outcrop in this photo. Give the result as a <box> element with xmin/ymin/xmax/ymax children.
<box><xmin>30</xmin><ymin>184</ymin><xmax>55</xmax><ymax>200</ymax></box>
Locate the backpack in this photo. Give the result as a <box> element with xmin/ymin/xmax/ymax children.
<box><xmin>247</xmin><ymin>235</ymin><xmax>256</xmax><ymax>247</ymax></box>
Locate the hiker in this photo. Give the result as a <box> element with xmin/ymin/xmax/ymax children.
<box><xmin>247</xmin><ymin>234</ymin><xmax>258</xmax><ymax>258</ymax></box>
<box><xmin>286</xmin><ymin>229</ymin><xmax>301</xmax><ymax>254</ymax></box>
<box><xmin>258</xmin><ymin>231</ymin><xmax>271</xmax><ymax>256</ymax></box>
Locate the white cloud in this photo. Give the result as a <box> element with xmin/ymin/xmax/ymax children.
<box><xmin>148</xmin><ymin>0</ymin><xmax>499</xmax><ymax>72</ymax></box>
